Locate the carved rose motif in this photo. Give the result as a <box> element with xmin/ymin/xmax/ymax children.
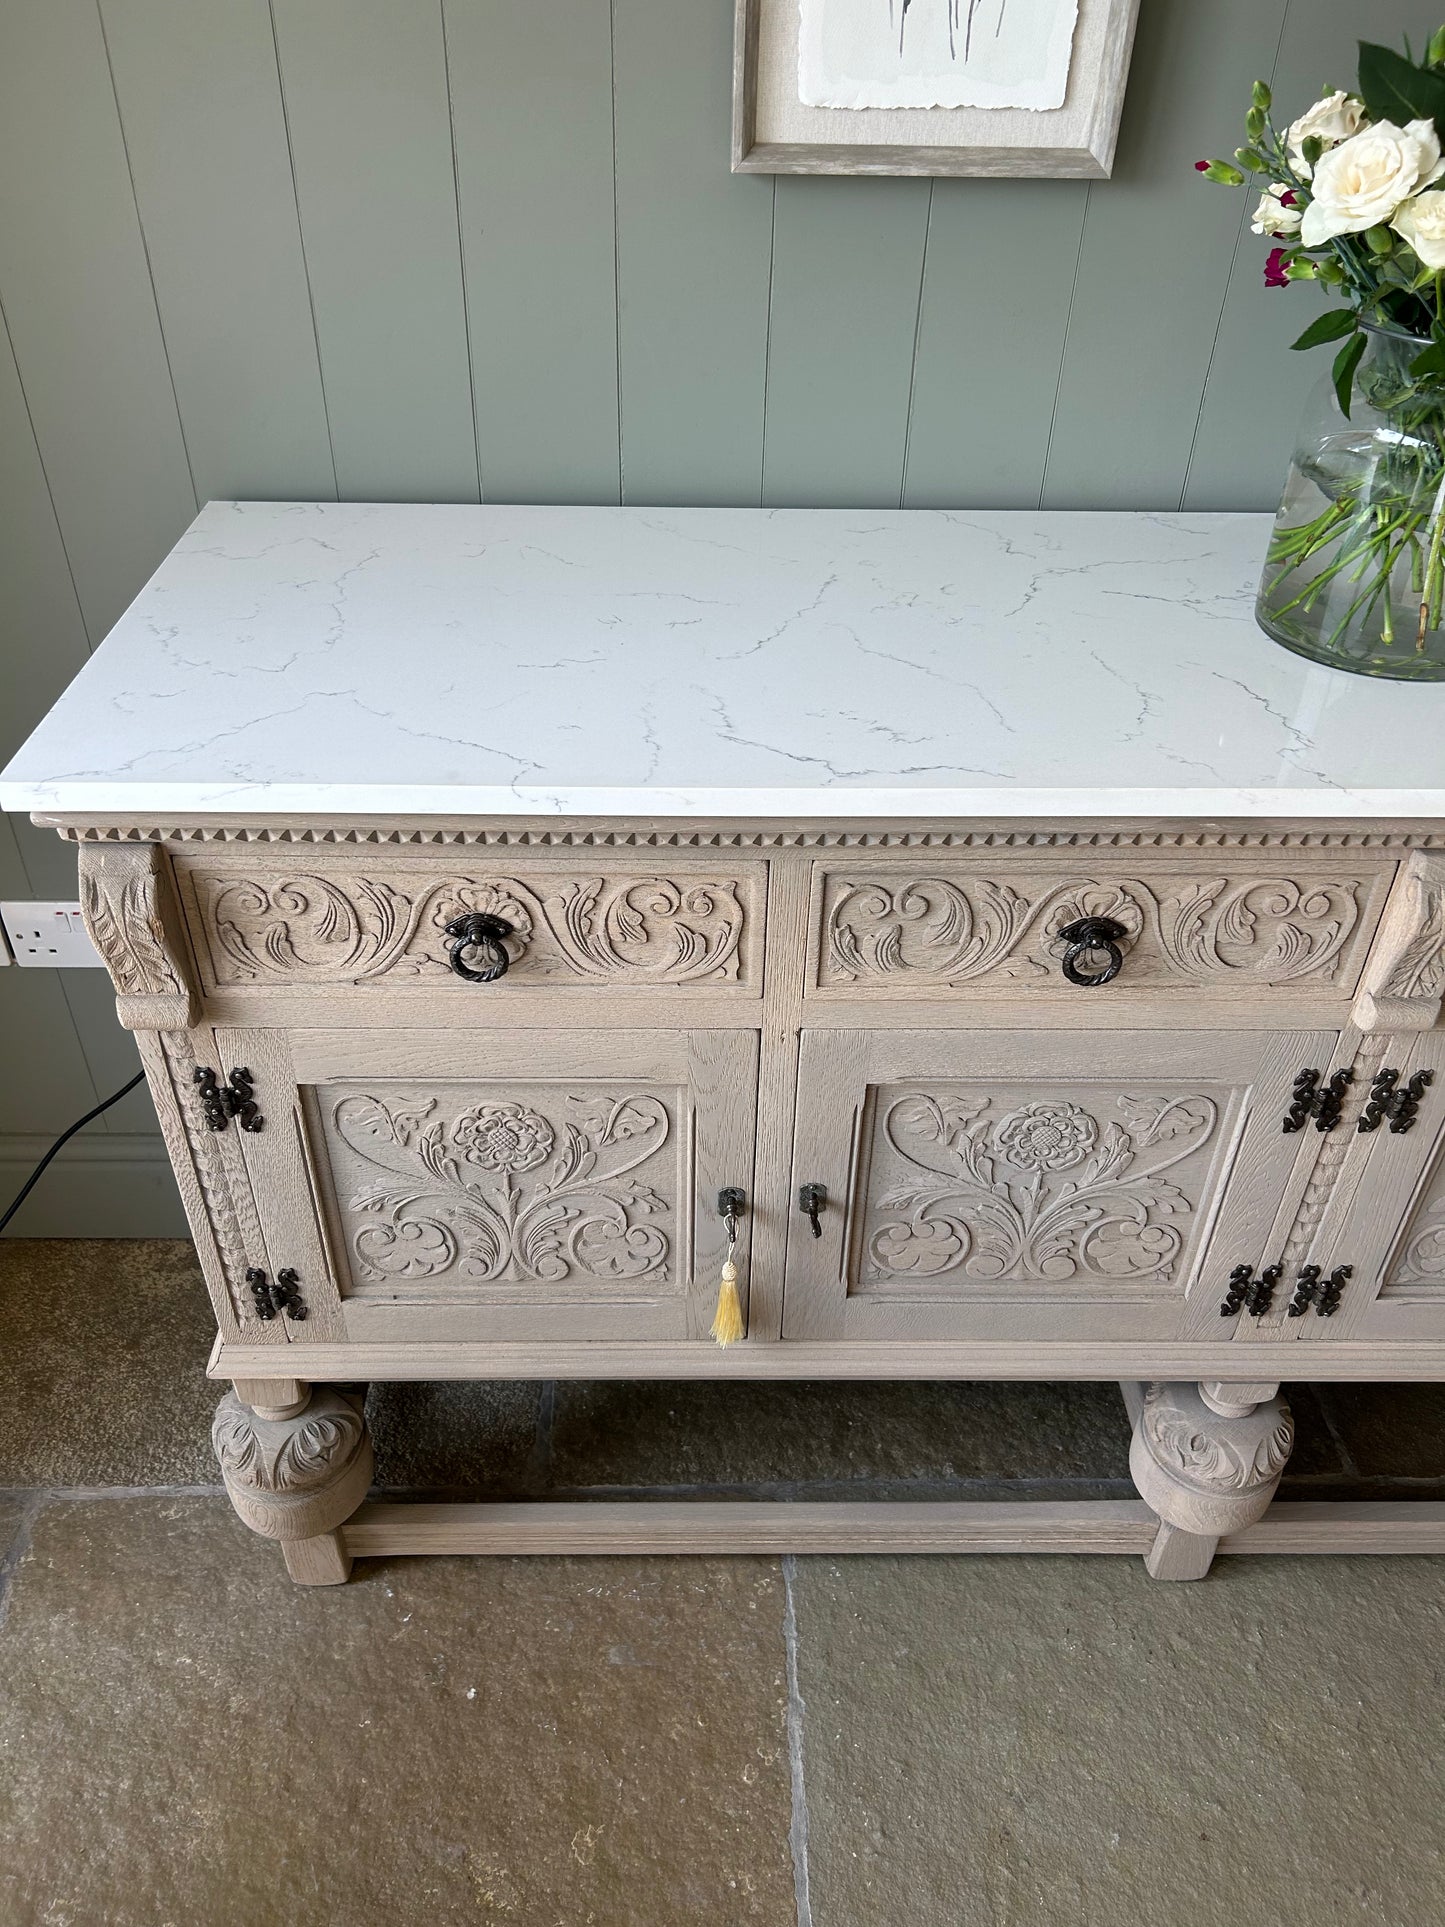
<box><xmin>451</xmin><ymin>1103</ymin><xmax>555</xmax><ymax>1173</ymax></box>
<box><xmin>993</xmin><ymin>1101</ymin><xmax>1097</xmax><ymax>1172</ymax></box>
<box><xmin>327</xmin><ymin>1088</ymin><xmax>673</xmax><ymax>1287</ymax></box>
<box><xmin>865</xmin><ymin>1088</ymin><xmax>1218</xmax><ymax>1286</ymax></box>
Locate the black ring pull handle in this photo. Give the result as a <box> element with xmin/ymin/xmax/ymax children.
<box><xmin>443</xmin><ymin>912</ymin><xmax>514</xmax><ymax>984</ymax></box>
<box><xmin>1058</xmin><ymin>916</ymin><xmax>1128</xmax><ymax>989</ymax></box>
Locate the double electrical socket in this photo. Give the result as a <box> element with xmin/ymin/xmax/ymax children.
<box><xmin>0</xmin><ymin>901</ymin><xmax>105</xmax><ymax>968</ymax></box>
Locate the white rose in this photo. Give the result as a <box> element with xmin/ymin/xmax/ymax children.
<box><xmin>1301</xmin><ymin>120</ymin><xmax>1445</xmax><ymax>246</ymax></box>
<box><xmin>1394</xmin><ymin>188</ymin><xmax>1445</xmax><ymax>270</ymax></box>
<box><xmin>1286</xmin><ymin>89</ymin><xmax>1367</xmax><ymax>177</ymax></box>
<box><xmin>1251</xmin><ymin>182</ymin><xmax>1303</xmax><ymax>236</ymax></box>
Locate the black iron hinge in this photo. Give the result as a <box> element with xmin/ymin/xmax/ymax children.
<box><xmin>1220</xmin><ymin>1262</ymin><xmax>1284</xmax><ymax>1318</ymax></box>
<box><xmin>193</xmin><ymin>1065</ymin><xmax>264</xmax><ymax>1133</ymax></box>
<box><xmin>246</xmin><ymin>1266</ymin><xmax>306</xmax><ymax>1322</ymax></box>
<box><xmin>1282</xmin><ymin>1067</ymin><xmax>1352</xmax><ymax>1133</ymax></box>
<box><xmin>1358</xmin><ymin>1067</ymin><xmax>1434</xmax><ymax>1135</ymax></box>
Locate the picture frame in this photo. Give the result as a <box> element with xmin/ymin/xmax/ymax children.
<box><xmin>731</xmin><ymin>0</ymin><xmax>1141</xmax><ymax>179</ymax></box>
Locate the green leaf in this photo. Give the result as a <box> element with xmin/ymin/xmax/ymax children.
<box><xmin>1411</xmin><ymin>340</ymin><xmax>1445</xmax><ymax>377</ymax></box>
<box><xmin>1358</xmin><ymin>41</ymin><xmax>1445</xmax><ymax>131</ymax></box>
<box><xmin>1430</xmin><ymin>26</ymin><xmax>1445</xmax><ymax>68</ymax></box>
<box><xmin>1333</xmin><ymin>331</ymin><xmax>1367</xmax><ymax>416</ymax></box>
<box><xmin>1290</xmin><ymin>309</ymin><xmax>1359</xmax><ymax>350</ymax></box>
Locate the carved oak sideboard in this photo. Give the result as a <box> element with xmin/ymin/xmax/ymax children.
<box><xmin>7</xmin><ymin>500</ymin><xmax>1445</xmax><ymax>1586</ymax></box>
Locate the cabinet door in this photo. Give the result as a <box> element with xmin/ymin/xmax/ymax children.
<box><xmin>1290</xmin><ymin>1031</ymin><xmax>1445</xmax><ymax>1349</ymax></box>
<box><xmin>219</xmin><ymin>1026</ymin><xmax>757</xmax><ymax>1345</ymax></box>
<box><xmin>784</xmin><ymin>1028</ymin><xmax>1333</xmax><ymax>1343</ymax></box>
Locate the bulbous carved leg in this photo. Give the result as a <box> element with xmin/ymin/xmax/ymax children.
<box><xmin>1128</xmin><ymin>1381</ymin><xmax>1293</xmax><ymax>1583</ymax></box>
<box><xmin>212</xmin><ymin>1385</ymin><xmax>373</xmax><ymax>1586</ymax></box>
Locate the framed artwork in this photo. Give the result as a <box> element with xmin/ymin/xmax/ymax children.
<box><xmin>732</xmin><ymin>0</ymin><xmax>1141</xmax><ymax>178</ymax></box>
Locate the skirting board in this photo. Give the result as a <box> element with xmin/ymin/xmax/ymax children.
<box><xmin>341</xmin><ymin>1499</ymin><xmax>1445</xmax><ymax>1560</ymax></box>
<box><xmin>0</xmin><ymin>1132</ymin><xmax>187</xmax><ymax>1238</ymax></box>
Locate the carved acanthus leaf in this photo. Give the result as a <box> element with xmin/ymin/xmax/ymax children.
<box><xmin>822</xmin><ymin>871</ymin><xmax>1367</xmax><ymax>989</ymax></box>
<box><xmin>192</xmin><ymin>870</ymin><xmax>748</xmax><ymax>987</ymax></box>
<box><xmin>211</xmin><ymin>1392</ymin><xmax>366</xmax><ymax>1494</ymax></box>
<box><xmin>1139</xmin><ymin>1383</ymin><xmax>1293</xmax><ymax>1491</ymax></box>
<box><xmin>1378</xmin><ymin>878</ymin><xmax>1445</xmax><ymax>1002</ymax></box>
<box><xmin>80</xmin><ymin>864</ymin><xmax>185</xmax><ymax>996</ymax></box>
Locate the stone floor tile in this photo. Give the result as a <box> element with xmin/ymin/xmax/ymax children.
<box><xmin>791</xmin><ymin>1553</ymin><xmax>1445</xmax><ymax>1927</ymax></box>
<box><xmin>0</xmin><ymin>1497</ymin><xmax>795</xmax><ymax>1927</ymax></box>
<box><xmin>1313</xmin><ymin>1383</ymin><xmax>1445</xmax><ymax>1480</ymax></box>
<box><xmin>366</xmin><ymin>1379</ymin><xmax>543</xmax><ymax>1494</ymax></box>
<box><xmin>0</xmin><ymin>1495</ymin><xmax>29</xmax><ymax>1573</ymax></box>
<box><xmin>0</xmin><ymin>1240</ymin><xmax>217</xmax><ymax>1487</ymax></box>
<box><xmin>548</xmin><ymin>1380</ymin><xmax>1136</xmax><ymax>1491</ymax></box>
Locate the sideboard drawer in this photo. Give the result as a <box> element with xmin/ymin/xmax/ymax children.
<box><xmin>808</xmin><ymin>856</ymin><xmax>1397</xmax><ymax>1001</ymax></box>
<box><xmin>174</xmin><ymin>853</ymin><xmax>766</xmax><ymax>1001</ymax></box>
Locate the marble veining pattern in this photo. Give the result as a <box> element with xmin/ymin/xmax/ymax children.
<box><xmin>3</xmin><ymin>501</ymin><xmax>1444</xmax><ymax>819</ymax></box>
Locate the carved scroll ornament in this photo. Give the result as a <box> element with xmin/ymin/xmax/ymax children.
<box><xmin>191</xmin><ymin>870</ymin><xmax>749</xmax><ymax>988</ymax></box>
<box><xmin>320</xmin><ymin>1085</ymin><xmax>677</xmax><ymax>1292</ymax></box>
<box><xmin>861</xmin><ymin>1087</ymin><xmax>1219</xmax><ymax>1289</ymax></box>
<box><xmin>822</xmin><ymin>870</ymin><xmax>1367</xmax><ymax>990</ymax></box>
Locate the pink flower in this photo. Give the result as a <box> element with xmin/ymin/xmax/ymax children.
<box><xmin>1264</xmin><ymin>246</ymin><xmax>1292</xmax><ymax>288</ymax></box>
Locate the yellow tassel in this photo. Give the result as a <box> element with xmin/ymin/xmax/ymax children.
<box><xmin>711</xmin><ymin>1257</ymin><xmax>744</xmax><ymax>1347</ymax></box>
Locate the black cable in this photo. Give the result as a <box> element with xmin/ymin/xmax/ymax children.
<box><xmin>0</xmin><ymin>1069</ymin><xmax>146</xmax><ymax>1235</ymax></box>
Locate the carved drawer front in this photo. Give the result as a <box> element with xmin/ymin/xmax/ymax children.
<box><xmin>175</xmin><ymin>855</ymin><xmax>764</xmax><ymax>1000</ymax></box>
<box><xmin>810</xmin><ymin>859</ymin><xmax>1396</xmax><ymax>1000</ymax></box>
<box><xmin>216</xmin><ymin>1026</ymin><xmax>757</xmax><ymax>1345</ymax></box>
<box><xmin>783</xmin><ymin>1027</ymin><xmax>1334</xmax><ymax>1344</ymax></box>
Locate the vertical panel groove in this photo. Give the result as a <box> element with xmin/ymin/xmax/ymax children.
<box><xmin>1177</xmin><ymin>2</ymin><xmax>1295</xmax><ymax>513</ymax></box>
<box><xmin>759</xmin><ymin>177</ymin><xmax>778</xmax><ymax>508</ymax></box>
<box><xmin>265</xmin><ymin>0</ymin><xmax>340</xmax><ymax>500</ymax></box>
<box><xmin>438</xmin><ymin>0</ymin><xmax>485</xmax><ymax>503</ymax></box>
<box><xmin>609</xmin><ymin>0</ymin><xmax>625</xmax><ymax>504</ymax></box>
<box><xmin>1036</xmin><ymin>188</ymin><xmax>1091</xmax><ymax>510</ymax></box>
<box><xmin>0</xmin><ymin>297</ymin><xmax>90</xmax><ymax>652</ymax></box>
<box><xmin>897</xmin><ymin>180</ymin><xmax>935</xmax><ymax>511</ymax></box>
<box><xmin>94</xmin><ymin>0</ymin><xmax>199</xmax><ymax>516</ymax></box>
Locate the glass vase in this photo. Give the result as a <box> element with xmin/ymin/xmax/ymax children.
<box><xmin>1257</xmin><ymin>321</ymin><xmax>1445</xmax><ymax>680</ymax></box>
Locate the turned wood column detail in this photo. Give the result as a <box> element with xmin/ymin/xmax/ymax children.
<box><xmin>212</xmin><ymin>1386</ymin><xmax>373</xmax><ymax>1584</ymax></box>
<box><xmin>1129</xmin><ymin>1381</ymin><xmax>1293</xmax><ymax>1581</ymax></box>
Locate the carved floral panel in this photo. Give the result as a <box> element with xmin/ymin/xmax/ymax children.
<box><xmin>816</xmin><ymin>868</ymin><xmax>1385</xmax><ymax>991</ymax></box>
<box><xmin>853</xmin><ymin>1081</ymin><xmax>1232</xmax><ymax>1295</ymax></box>
<box><xmin>312</xmin><ymin>1080</ymin><xmax>682</xmax><ymax>1298</ymax></box>
<box><xmin>180</xmin><ymin>865</ymin><xmax>756</xmax><ymax>988</ymax></box>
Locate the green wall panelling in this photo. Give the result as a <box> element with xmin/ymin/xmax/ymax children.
<box><xmin>100</xmin><ymin>0</ymin><xmax>336</xmax><ymax>505</ymax></box>
<box><xmin>270</xmin><ymin>0</ymin><xmax>478</xmax><ymax>502</ymax></box>
<box><xmin>763</xmin><ymin>177</ymin><xmax>932</xmax><ymax>508</ymax></box>
<box><xmin>612</xmin><ymin>0</ymin><xmax>774</xmax><ymax>504</ymax></box>
<box><xmin>903</xmin><ymin>180</ymin><xmax>1090</xmax><ymax>509</ymax></box>
<box><xmin>444</xmin><ymin>0</ymin><xmax>620</xmax><ymax>504</ymax></box>
<box><xmin>0</xmin><ymin>0</ymin><xmax>197</xmax><ymax>641</ymax></box>
<box><xmin>1041</xmin><ymin>0</ymin><xmax>1292</xmax><ymax>510</ymax></box>
<box><xmin>1182</xmin><ymin>0</ymin><xmax>1371</xmax><ymax>510</ymax></box>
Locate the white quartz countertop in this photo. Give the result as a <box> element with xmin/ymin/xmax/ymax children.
<box><xmin>4</xmin><ymin>500</ymin><xmax>1444</xmax><ymax>821</ymax></box>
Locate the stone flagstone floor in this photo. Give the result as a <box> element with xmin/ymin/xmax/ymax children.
<box><xmin>3</xmin><ymin>1240</ymin><xmax>1445</xmax><ymax>1925</ymax></box>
